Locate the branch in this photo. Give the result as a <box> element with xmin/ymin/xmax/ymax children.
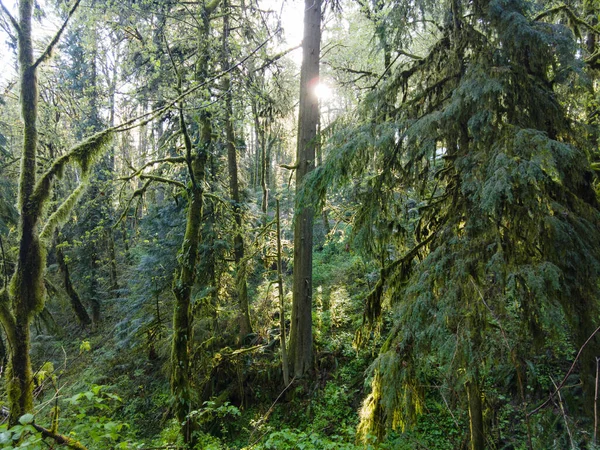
<box><xmin>140</xmin><ymin>174</ymin><xmax>186</xmax><ymax>189</ymax></box>
<box><xmin>109</xmin><ymin>33</ymin><xmax>274</xmax><ymax>135</ymax></box>
<box><xmin>32</xmin><ymin>423</ymin><xmax>88</xmax><ymax>450</ymax></box>
<box><xmin>280</xmin><ymin>163</ymin><xmax>298</xmax><ymax>170</ymax></box>
<box><xmin>254</xmin><ymin>43</ymin><xmax>302</xmax><ymax>72</ymax></box>
<box><xmin>0</xmin><ymin>288</ymin><xmax>16</xmax><ymax>345</ymax></box>
<box><xmin>33</xmin><ymin>0</ymin><xmax>82</xmax><ymax>69</ymax></box>
<box><xmin>528</xmin><ymin>323</ymin><xmax>600</xmax><ymax>417</ymax></box>
<box><xmin>114</xmin><ymin>180</ymin><xmax>152</xmax><ymax>228</ymax></box>
<box><xmin>119</xmin><ymin>156</ymin><xmax>186</xmax><ymax>181</ymax></box>
<box><xmin>0</xmin><ymin>0</ymin><xmax>19</xmax><ymax>34</ymax></box>
<box><xmin>323</xmin><ymin>61</ymin><xmax>378</xmax><ymax>78</ymax></box>
<box><xmin>534</xmin><ymin>4</ymin><xmax>599</xmax><ymax>35</ymax></box>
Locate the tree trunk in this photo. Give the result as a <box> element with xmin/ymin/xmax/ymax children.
<box><xmin>223</xmin><ymin>0</ymin><xmax>252</xmax><ymax>342</ymax></box>
<box><xmin>171</xmin><ymin>126</ymin><xmax>207</xmax><ymax>447</ymax></box>
<box><xmin>276</xmin><ymin>199</ymin><xmax>290</xmax><ymax>386</ymax></box>
<box><xmin>171</xmin><ymin>2</ymin><xmax>219</xmax><ymax>445</ymax></box>
<box><xmin>288</xmin><ymin>0</ymin><xmax>321</xmax><ymax>379</ymax></box>
<box><xmin>1</xmin><ymin>0</ymin><xmax>41</xmax><ymax>426</ymax></box>
<box><xmin>316</xmin><ymin>114</ymin><xmax>330</xmax><ymax>235</ymax></box>
<box><xmin>56</xmin><ymin>246</ymin><xmax>92</xmax><ymax>326</ymax></box>
<box><xmin>467</xmin><ymin>376</ymin><xmax>485</xmax><ymax>450</ymax></box>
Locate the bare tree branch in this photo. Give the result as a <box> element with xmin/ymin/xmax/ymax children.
<box><xmin>120</xmin><ymin>156</ymin><xmax>186</xmax><ymax>181</ymax></box>
<box><xmin>33</xmin><ymin>0</ymin><xmax>82</xmax><ymax>69</ymax></box>
<box><xmin>140</xmin><ymin>174</ymin><xmax>186</xmax><ymax>189</ymax></box>
<box><xmin>0</xmin><ymin>0</ymin><xmax>19</xmax><ymax>35</ymax></box>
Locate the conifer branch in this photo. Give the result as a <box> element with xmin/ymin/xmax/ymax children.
<box><xmin>32</xmin><ymin>0</ymin><xmax>82</xmax><ymax>70</ymax></box>
<box><xmin>0</xmin><ymin>0</ymin><xmax>19</xmax><ymax>35</ymax></box>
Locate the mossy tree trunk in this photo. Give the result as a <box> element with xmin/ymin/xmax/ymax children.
<box><xmin>0</xmin><ymin>0</ymin><xmax>102</xmax><ymax>426</ymax></box>
<box><xmin>170</xmin><ymin>1</ymin><xmax>219</xmax><ymax>446</ymax></box>
<box><xmin>288</xmin><ymin>0</ymin><xmax>322</xmax><ymax>379</ymax></box>
<box><xmin>222</xmin><ymin>0</ymin><xmax>252</xmax><ymax>343</ymax></box>
<box><xmin>1</xmin><ymin>0</ymin><xmax>43</xmax><ymax>426</ymax></box>
<box><xmin>56</xmin><ymin>245</ymin><xmax>92</xmax><ymax>326</ymax></box>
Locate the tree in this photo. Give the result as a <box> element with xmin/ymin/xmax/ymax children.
<box><xmin>307</xmin><ymin>0</ymin><xmax>600</xmax><ymax>447</ymax></box>
<box><xmin>222</xmin><ymin>0</ymin><xmax>252</xmax><ymax>342</ymax></box>
<box><xmin>0</xmin><ymin>0</ymin><xmax>107</xmax><ymax>425</ymax></box>
<box><xmin>288</xmin><ymin>0</ymin><xmax>322</xmax><ymax>379</ymax></box>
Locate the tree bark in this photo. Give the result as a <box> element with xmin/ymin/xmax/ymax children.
<box><xmin>223</xmin><ymin>0</ymin><xmax>252</xmax><ymax>342</ymax></box>
<box><xmin>2</xmin><ymin>0</ymin><xmax>40</xmax><ymax>426</ymax></box>
<box><xmin>467</xmin><ymin>376</ymin><xmax>485</xmax><ymax>450</ymax></box>
<box><xmin>276</xmin><ymin>199</ymin><xmax>290</xmax><ymax>385</ymax></box>
<box><xmin>56</xmin><ymin>246</ymin><xmax>92</xmax><ymax>326</ymax></box>
<box><xmin>288</xmin><ymin>0</ymin><xmax>322</xmax><ymax>379</ymax></box>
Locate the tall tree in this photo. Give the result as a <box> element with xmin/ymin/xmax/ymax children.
<box><xmin>0</xmin><ymin>0</ymin><xmax>107</xmax><ymax>425</ymax></box>
<box><xmin>288</xmin><ymin>0</ymin><xmax>322</xmax><ymax>378</ymax></box>
<box><xmin>222</xmin><ymin>0</ymin><xmax>252</xmax><ymax>342</ymax></box>
<box><xmin>307</xmin><ymin>0</ymin><xmax>600</xmax><ymax>447</ymax></box>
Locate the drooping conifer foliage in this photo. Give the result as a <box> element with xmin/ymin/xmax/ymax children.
<box><xmin>308</xmin><ymin>0</ymin><xmax>600</xmax><ymax>447</ymax></box>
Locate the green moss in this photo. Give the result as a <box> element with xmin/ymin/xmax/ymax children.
<box><xmin>40</xmin><ymin>172</ymin><xmax>90</xmax><ymax>240</ymax></box>
<box><xmin>31</xmin><ymin>130</ymin><xmax>113</xmax><ymax>220</ymax></box>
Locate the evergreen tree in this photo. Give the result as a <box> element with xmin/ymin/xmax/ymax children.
<box><xmin>307</xmin><ymin>0</ymin><xmax>600</xmax><ymax>447</ymax></box>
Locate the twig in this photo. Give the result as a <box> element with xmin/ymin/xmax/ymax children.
<box><xmin>248</xmin><ymin>377</ymin><xmax>296</xmax><ymax>446</ymax></box>
<box><xmin>529</xmin><ymin>323</ymin><xmax>600</xmax><ymax>417</ymax></box>
<box><xmin>550</xmin><ymin>376</ymin><xmax>575</xmax><ymax>449</ymax></box>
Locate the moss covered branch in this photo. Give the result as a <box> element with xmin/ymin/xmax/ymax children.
<box><xmin>32</xmin><ymin>0</ymin><xmax>82</xmax><ymax>69</ymax></box>
<box><xmin>139</xmin><ymin>174</ymin><xmax>186</xmax><ymax>189</ymax></box>
<box><xmin>32</xmin><ymin>130</ymin><xmax>113</xmax><ymax>219</ymax></box>
<box><xmin>31</xmin><ymin>422</ymin><xmax>88</xmax><ymax>450</ymax></box>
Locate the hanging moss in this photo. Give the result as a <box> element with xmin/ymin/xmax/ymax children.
<box><xmin>40</xmin><ymin>172</ymin><xmax>90</xmax><ymax>240</ymax></box>
<box><xmin>31</xmin><ymin>130</ymin><xmax>113</xmax><ymax>219</ymax></box>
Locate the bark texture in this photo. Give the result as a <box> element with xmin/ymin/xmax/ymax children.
<box><xmin>223</xmin><ymin>0</ymin><xmax>252</xmax><ymax>341</ymax></box>
<box><xmin>288</xmin><ymin>0</ymin><xmax>322</xmax><ymax>378</ymax></box>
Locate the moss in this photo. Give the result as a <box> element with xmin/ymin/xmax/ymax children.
<box><xmin>9</xmin><ymin>234</ymin><xmax>46</xmax><ymax>316</ymax></box>
<box><xmin>31</xmin><ymin>130</ymin><xmax>113</xmax><ymax>220</ymax></box>
<box><xmin>40</xmin><ymin>172</ymin><xmax>90</xmax><ymax>240</ymax></box>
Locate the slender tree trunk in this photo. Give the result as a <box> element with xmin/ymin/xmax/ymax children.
<box><xmin>172</xmin><ymin>2</ymin><xmax>219</xmax><ymax>446</ymax></box>
<box><xmin>276</xmin><ymin>199</ymin><xmax>290</xmax><ymax>385</ymax></box>
<box><xmin>56</xmin><ymin>246</ymin><xmax>92</xmax><ymax>326</ymax></box>
<box><xmin>222</xmin><ymin>0</ymin><xmax>252</xmax><ymax>342</ymax></box>
<box><xmin>171</xmin><ymin>117</ymin><xmax>207</xmax><ymax>447</ymax></box>
<box><xmin>316</xmin><ymin>115</ymin><xmax>330</xmax><ymax>235</ymax></box>
<box><xmin>288</xmin><ymin>0</ymin><xmax>322</xmax><ymax>379</ymax></box>
<box><xmin>467</xmin><ymin>375</ymin><xmax>485</xmax><ymax>450</ymax></box>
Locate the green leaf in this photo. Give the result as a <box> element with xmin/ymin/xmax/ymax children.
<box><xmin>19</xmin><ymin>414</ymin><xmax>34</xmax><ymax>425</ymax></box>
